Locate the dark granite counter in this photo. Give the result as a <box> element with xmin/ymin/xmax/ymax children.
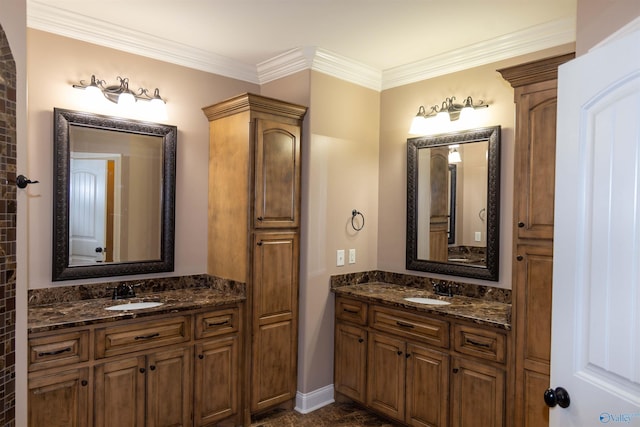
<box><xmin>28</xmin><ymin>287</ymin><xmax>245</xmax><ymax>334</ymax></box>
<box><xmin>332</xmin><ymin>282</ymin><xmax>511</xmax><ymax>330</ymax></box>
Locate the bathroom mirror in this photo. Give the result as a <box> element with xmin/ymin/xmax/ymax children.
<box><xmin>52</xmin><ymin>108</ymin><xmax>177</xmax><ymax>281</ymax></box>
<box><xmin>406</xmin><ymin>126</ymin><xmax>500</xmax><ymax>281</ymax></box>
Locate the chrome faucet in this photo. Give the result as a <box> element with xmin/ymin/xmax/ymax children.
<box><xmin>432</xmin><ymin>280</ymin><xmax>453</xmax><ymax>297</ymax></box>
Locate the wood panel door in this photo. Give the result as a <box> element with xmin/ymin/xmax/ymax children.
<box><xmin>406</xmin><ymin>344</ymin><xmax>449</xmax><ymax>427</ymax></box>
<box><xmin>334</xmin><ymin>322</ymin><xmax>367</xmax><ymax>403</ymax></box>
<box><xmin>366</xmin><ymin>332</ymin><xmax>406</xmax><ymax>422</ymax></box>
<box><xmin>28</xmin><ymin>367</ymin><xmax>90</xmax><ymax>427</ymax></box>
<box><xmin>145</xmin><ymin>347</ymin><xmax>192</xmax><ymax>427</ymax></box>
<box><xmin>450</xmin><ymin>357</ymin><xmax>505</xmax><ymax>427</ymax></box>
<box><xmin>194</xmin><ymin>336</ymin><xmax>239</xmax><ymax>426</ymax></box>
<box><xmin>513</xmin><ymin>84</ymin><xmax>558</xmax><ymax>241</ymax></box>
<box><xmin>94</xmin><ymin>356</ymin><xmax>146</xmax><ymax>427</ymax></box>
<box><xmin>254</xmin><ymin>119</ymin><xmax>301</xmax><ymax>229</ymax></box>
<box><xmin>251</xmin><ymin>231</ymin><xmax>299</xmax><ymax>411</ymax></box>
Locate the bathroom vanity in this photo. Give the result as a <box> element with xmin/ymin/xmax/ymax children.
<box><xmin>333</xmin><ymin>281</ymin><xmax>512</xmax><ymax>427</ymax></box>
<box><xmin>27</xmin><ymin>286</ymin><xmax>244</xmax><ymax>427</ymax></box>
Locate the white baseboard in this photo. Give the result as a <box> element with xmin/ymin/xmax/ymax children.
<box><xmin>294</xmin><ymin>384</ymin><xmax>335</xmax><ymax>414</ymax></box>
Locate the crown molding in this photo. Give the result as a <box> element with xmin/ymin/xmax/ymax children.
<box><xmin>27</xmin><ymin>0</ymin><xmax>260</xmax><ymax>84</ymax></box>
<box><xmin>257</xmin><ymin>47</ymin><xmax>383</xmax><ymax>91</ymax></box>
<box><xmin>27</xmin><ymin>0</ymin><xmax>575</xmax><ymax>91</ymax></box>
<box><xmin>381</xmin><ymin>17</ymin><xmax>576</xmax><ymax>90</ymax></box>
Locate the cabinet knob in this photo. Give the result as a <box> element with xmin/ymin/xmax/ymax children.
<box><xmin>199</xmin><ymin>354</ymin><xmax>204</xmax><ymax>359</ymax></box>
<box><xmin>257</xmin><ymin>217</ymin><xmax>264</xmax><ymax>221</ymax></box>
<box><xmin>452</xmin><ymin>368</ymin><xmax>459</xmax><ymax>374</ymax></box>
<box><xmin>149</xmin><ymin>365</ymin><xmax>156</xmax><ymax>371</ymax></box>
<box><xmin>516</xmin><ymin>255</ymin><xmax>524</xmax><ymax>261</ymax></box>
<box><xmin>397</xmin><ymin>350</ymin><xmax>403</xmax><ymax>356</ymax></box>
<box><xmin>358</xmin><ymin>338</ymin><xmax>364</xmax><ymax>343</ymax></box>
<box><xmin>544</xmin><ymin>387</ymin><xmax>571</xmax><ymax>408</ymax></box>
<box><xmin>406</xmin><ymin>353</ymin><xmax>411</xmax><ymax>358</ymax></box>
<box><xmin>518</xmin><ymin>222</ymin><xmax>525</xmax><ymax>228</ymax></box>
<box><xmin>139</xmin><ymin>368</ymin><xmax>146</xmax><ymax>374</ymax></box>
<box><xmin>257</xmin><ymin>241</ymin><xmax>263</xmax><ymax>246</ymax></box>
<box><xmin>81</xmin><ymin>380</ymin><xmax>88</xmax><ymax>387</ymax></box>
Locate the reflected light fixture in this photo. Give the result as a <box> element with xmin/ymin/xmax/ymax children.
<box><xmin>409</xmin><ymin>96</ymin><xmax>489</xmax><ymax>134</ymax></box>
<box><xmin>73</xmin><ymin>75</ymin><xmax>167</xmax><ymax>119</ymax></box>
<box><xmin>448</xmin><ymin>147</ymin><xmax>462</xmax><ymax>163</ymax></box>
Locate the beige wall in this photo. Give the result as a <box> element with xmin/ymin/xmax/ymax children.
<box><xmin>577</xmin><ymin>0</ymin><xmax>640</xmax><ymax>55</ymax></box>
<box><xmin>26</xmin><ymin>29</ymin><xmax>258</xmax><ymax>289</ymax></box>
<box><xmin>377</xmin><ymin>44</ymin><xmax>574</xmax><ymax>290</ymax></box>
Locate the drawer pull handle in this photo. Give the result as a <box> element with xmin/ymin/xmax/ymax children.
<box><xmin>38</xmin><ymin>347</ymin><xmax>72</xmax><ymax>357</ymax></box>
<box><xmin>467</xmin><ymin>338</ymin><xmax>491</xmax><ymax>348</ymax></box>
<box><xmin>135</xmin><ymin>332</ymin><xmax>160</xmax><ymax>340</ymax></box>
<box><xmin>343</xmin><ymin>308</ymin><xmax>359</xmax><ymax>314</ymax></box>
<box><xmin>396</xmin><ymin>321</ymin><xmax>414</xmax><ymax>329</ymax></box>
<box><xmin>206</xmin><ymin>319</ymin><xmax>230</xmax><ymax>327</ymax></box>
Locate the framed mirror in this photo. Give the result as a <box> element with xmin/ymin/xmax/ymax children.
<box><xmin>406</xmin><ymin>126</ymin><xmax>500</xmax><ymax>281</ymax></box>
<box><xmin>52</xmin><ymin>108</ymin><xmax>177</xmax><ymax>281</ymax></box>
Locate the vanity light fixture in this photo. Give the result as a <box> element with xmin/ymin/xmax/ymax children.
<box><xmin>73</xmin><ymin>75</ymin><xmax>167</xmax><ymax>119</ymax></box>
<box><xmin>409</xmin><ymin>96</ymin><xmax>489</xmax><ymax>134</ymax></box>
<box><xmin>448</xmin><ymin>147</ymin><xmax>462</xmax><ymax>163</ymax></box>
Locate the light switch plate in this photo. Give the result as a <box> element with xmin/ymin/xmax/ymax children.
<box><xmin>337</xmin><ymin>249</ymin><xmax>345</xmax><ymax>266</ymax></box>
<box><xmin>348</xmin><ymin>249</ymin><xmax>356</xmax><ymax>264</ymax></box>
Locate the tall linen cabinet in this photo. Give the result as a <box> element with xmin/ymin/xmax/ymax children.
<box><xmin>203</xmin><ymin>93</ymin><xmax>307</xmax><ymax>423</ymax></box>
<box><xmin>498</xmin><ymin>53</ymin><xmax>573</xmax><ymax>427</ymax></box>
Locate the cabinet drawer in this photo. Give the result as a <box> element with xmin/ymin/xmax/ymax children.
<box><xmin>370</xmin><ymin>306</ymin><xmax>449</xmax><ymax>348</ymax></box>
<box><xmin>28</xmin><ymin>330</ymin><xmax>90</xmax><ymax>372</ymax></box>
<box><xmin>95</xmin><ymin>316</ymin><xmax>191</xmax><ymax>359</ymax></box>
<box><xmin>195</xmin><ymin>307</ymin><xmax>240</xmax><ymax>339</ymax></box>
<box><xmin>336</xmin><ymin>297</ymin><xmax>368</xmax><ymax>325</ymax></box>
<box><xmin>453</xmin><ymin>323</ymin><xmax>506</xmax><ymax>363</ymax></box>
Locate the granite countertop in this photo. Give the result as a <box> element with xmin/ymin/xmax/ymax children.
<box><xmin>332</xmin><ymin>282</ymin><xmax>511</xmax><ymax>330</ymax></box>
<box><xmin>28</xmin><ymin>288</ymin><xmax>245</xmax><ymax>334</ymax></box>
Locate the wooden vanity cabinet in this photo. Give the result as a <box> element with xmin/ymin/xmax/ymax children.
<box><xmin>334</xmin><ymin>296</ymin><xmax>508</xmax><ymax>427</ymax></box>
<box><xmin>203</xmin><ymin>93</ymin><xmax>306</xmax><ymax>420</ymax></box>
<box><xmin>28</xmin><ymin>304</ymin><xmax>242</xmax><ymax>427</ymax></box>
<box><xmin>499</xmin><ymin>53</ymin><xmax>574</xmax><ymax>427</ymax></box>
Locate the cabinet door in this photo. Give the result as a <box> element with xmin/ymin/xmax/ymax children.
<box><xmin>334</xmin><ymin>322</ymin><xmax>367</xmax><ymax>403</ymax></box>
<box><xmin>451</xmin><ymin>357</ymin><xmax>505</xmax><ymax>427</ymax></box>
<box><xmin>514</xmin><ymin>84</ymin><xmax>558</xmax><ymax>240</ymax></box>
<box><xmin>251</xmin><ymin>231</ymin><xmax>299</xmax><ymax>411</ymax></box>
<box><xmin>406</xmin><ymin>344</ymin><xmax>449</xmax><ymax>427</ymax></box>
<box><xmin>94</xmin><ymin>356</ymin><xmax>146</xmax><ymax>427</ymax></box>
<box><xmin>194</xmin><ymin>336</ymin><xmax>239</xmax><ymax>426</ymax></box>
<box><xmin>367</xmin><ymin>332</ymin><xmax>406</xmax><ymax>422</ymax></box>
<box><xmin>254</xmin><ymin>118</ymin><xmax>301</xmax><ymax>228</ymax></box>
<box><xmin>28</xmin><ymin>367</ymin><xmax>90</xmax><ymax>427</ymax></box>
<box><xmin>146</xmin><ymin>347</ymin><xmax>192</xmax><ymax>427</ymax></box>
<box><xmin>514</xmin><ymin>243</ymin><xmax>553</xmax><ymax>427</ymax></box>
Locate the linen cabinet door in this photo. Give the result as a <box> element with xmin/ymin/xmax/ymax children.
<box><xmin>253</xmin><ymin>119</ymin><xmax>301</xmax><ymax>229</ymax></box>
<box><xmin>194</xmin><ymin>336</ymin><xmax>240</xmax><ymax>426</ymax></box>
<box><xmin>406</xmin><ymin>344</ymin><xmax>449</xmax><ymax>427</ymax></box>
<box><xmin>334</xmin><ymin>322</ymin><xmax>367</xmax><ymax>403</ymax></box>
<box><xmin>94</xmin><ymin>356</ymin><xmax>146</xmax><ymax>427</ymax></box>
<box><xmin>28</xmin><ymin>367</ymin><xmax>90</xmax><ymax>427</ymax></box>
<box><xmin>251</xmin><ymin>231</ymin><xmax>299</xmax><ymax>411</ymax></box>
<box><xmin>366</xmin><ymin>332</ymin><xmax>406</xmax><ymax>422</ymax></box>
<box><xmin>146</xmin><ymin>347</ymin><xmax>192</xmax><ymax>427</ymax></box>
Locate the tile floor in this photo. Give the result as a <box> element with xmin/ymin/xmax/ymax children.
<box><xmin>250</xmin><ymin>402</ymin><xmax>402</xmax><ymax>427</ymax></box>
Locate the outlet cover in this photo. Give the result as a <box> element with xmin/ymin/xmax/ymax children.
<box><xmin>348</xmin><ymin>249</ymin><xmax>356</xmax><ymax>264</ymax></box>
<box><xmin>337</xmin><ymin>249</ymin><xmax>345</xmax><ymax>266</ymax></box>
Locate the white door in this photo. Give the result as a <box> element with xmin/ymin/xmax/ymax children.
<box><xmin>69</xmin><ymin>158</ymin><xmax>107</xmax><ymax>265</ymax></box>
<box><xmin>551</xmin><ymin>25</ymin><xmax>640</xmax><ymax>426</ymax></box>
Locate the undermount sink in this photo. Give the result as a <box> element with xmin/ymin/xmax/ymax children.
<box><xmin>105</xmin><ymin>301</ymin><xmax>164</xmax><ymax>311</ymax></box>
<box><xmin>404</xmin><ymin>297</ymin><xmax>451</xmax><ymax>306</ymax></box>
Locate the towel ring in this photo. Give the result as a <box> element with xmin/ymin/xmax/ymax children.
<box><xmin>351</xmin><ymin>209</ymin><xmax>365</xmax><ymax>231</ymax></box>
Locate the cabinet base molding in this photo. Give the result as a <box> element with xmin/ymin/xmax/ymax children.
<box><xmin>294</xmin><ymin>384</ymin><xmax>335</xmax><ymax>414</ymax></box>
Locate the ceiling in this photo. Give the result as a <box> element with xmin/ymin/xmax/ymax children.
<box><xmin>27</xmin><ymin>0</ymin><xmax>577</xmax><ymax>90</ymax></box>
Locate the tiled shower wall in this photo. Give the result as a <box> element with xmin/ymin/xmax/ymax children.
<box><xmin>0</xmin><ymin>23</ymin><xmax>17</xmax><ymax>426</ymax></box>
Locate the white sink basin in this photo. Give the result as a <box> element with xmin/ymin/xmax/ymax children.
<box><xmin>105</xmin><ymin>302</ymin><xmax>164</xmax><ymax>311</ymax></box>
<box><xmin>404</xmin><ymin>297</ymin><xmax>451</xmax><ymax>306</ymax></box>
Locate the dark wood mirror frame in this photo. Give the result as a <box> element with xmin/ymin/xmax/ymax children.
<box><xmin>406</xmin><ymin>126</ymin><xmax>501</xmax><ymax>281</ymax></box>
<box><xmin>52</xmin><ymin>108</ymin><xmax>177</xmax><ymax>281</ymax></box>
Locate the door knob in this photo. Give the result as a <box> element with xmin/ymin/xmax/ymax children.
<box><xmin>544</xmin><ymin>387</ymin><xmax>571</xmax><ymax>408</ymax></box>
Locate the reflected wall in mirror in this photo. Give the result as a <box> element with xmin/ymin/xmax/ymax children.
<box><xmin>53</xmin><ymin>108</ymin><xmax>177</xmax><ymax>281</ymax></box>
<box><xmin>407</xmin><ymin>126</ymin><xmax>500</xmax><ymax>281</ymax></box>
